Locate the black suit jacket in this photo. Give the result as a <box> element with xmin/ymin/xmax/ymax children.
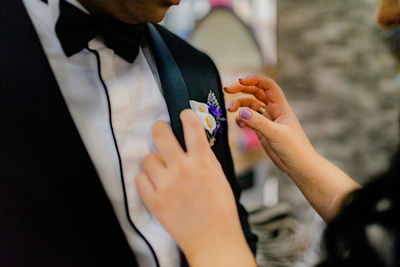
<box><xmin>0</xmin><ymin>1</ymin><xmax>257</xmax><ymax>266</ymax></box>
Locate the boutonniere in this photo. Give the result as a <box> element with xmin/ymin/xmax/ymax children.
<box><xmin>190</xmin><ymin>91</ymin><xmax>226</xmax><ymax>147</ymax></box>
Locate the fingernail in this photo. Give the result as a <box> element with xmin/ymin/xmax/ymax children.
<box><xmin>224</xmin><ymin>83</ymin><xmax>235</xmax><ymax>89</ymax></box>
<box><xmin>236</xmin><ymin>120</ymin><xmax>245</xmax><ymax>127</ymax></box>
<box><xmin>227</xmin><ymin>101</ymin><xmax>233</xmax><ymax>110</ymax></box>
<box><xmin>239</xmin><ymin>108</ymin><xmax>252</xmax><ymax>120</ymax></box>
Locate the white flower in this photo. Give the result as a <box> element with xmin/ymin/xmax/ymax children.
<box><xmin>189</xmin><ymin>100</ymin><xmax>217</xmax><ymax>134</ymax></box>
<box><xmin>196</xmin><ymin>112</ymin><xmax>217</xmax><ymax>133</ymax></box>
<box><xmin>189</xmin><ymin>100</ymin><xmax>209</xmax><ymax>114</ymax></box>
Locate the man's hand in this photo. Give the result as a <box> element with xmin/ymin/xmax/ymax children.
<box><xmin>135</xmin><ymin>110</ymin><xmax>256</xmax><ymax>267</ymax></box>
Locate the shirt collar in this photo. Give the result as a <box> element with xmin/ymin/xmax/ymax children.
<box><xmin>49</xmin><ymin>0</ymin><xmax>89</xmax><ymax>26</ymax></box>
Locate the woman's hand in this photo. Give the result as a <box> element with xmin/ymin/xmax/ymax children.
<box><xmin>135</xmin><ymin>110</ymin><xmax>256</xmax><ymax>267</ymax></box>
<box><xmin>225</xmin><ymin>75</ymin><xmax>361</xmax><ymax>222</ymax></box>
<box><xmin>225</xmin><ymin>75</ymin><xmax>318</xmax><ymax>178</ymax></box>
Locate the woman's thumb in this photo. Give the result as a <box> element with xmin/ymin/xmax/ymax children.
<box><xmin>239</xmin><ymin>108</ymin><xmax>278</xmax><ymax>140</ymax></box>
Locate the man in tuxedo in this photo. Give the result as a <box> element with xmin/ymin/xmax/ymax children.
<box><xmin>0</xmin><ymin>0</ymin><xmax>257</xmax><ymax>266</ymax></box>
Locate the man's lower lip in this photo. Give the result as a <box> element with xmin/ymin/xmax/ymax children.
<box><xmin>170</xmin><ymin>0</ymin><xmax>180</xmax><ymax>5</ymax></box>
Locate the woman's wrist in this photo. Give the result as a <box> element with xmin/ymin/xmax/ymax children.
<box><xmin>286</xmin><ymin>148</ymin><xmax>323</xmax><ymax>182</ymax></box>
<box><xmin>284</xmin><ymin>149</ymin><xmax>361</xmax><ymax>222</ymax></box>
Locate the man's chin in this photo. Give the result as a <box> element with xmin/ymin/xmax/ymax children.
<box><xmin>123</xmin><ymin>8</ymin><xmax>168</xmax><ymax>24</ymax></box>
<box><xmin>167</xmin><ymin>0</ymin><xmax>180</xmax><ymax>5</ymax></box>
<box><xmin>149</xmin><ymin>8</ymin><xmax>169</xmax><ymax>24</ymax></box>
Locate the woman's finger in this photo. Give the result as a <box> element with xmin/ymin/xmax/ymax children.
<box><xmin>224</xmin><ymin>84</ymin><xmax>268</xmax><ymax>103</ymax></box>
<box><xmin>135</xmin><ymin>172</ymin><xmax>157</xmax><ymax>209</ymax></box>
<box><xmin>236</xmin><ymin>117</ymin><xmax>247</xmax><ymax>128</ymax></box>
<box><xmin>238</xmin><ymin>107</ymin><xmax>280</xmax><ymax>142</ymax></box>
<box><xmin>180</xmin><ymin>109</ymin><xmax>210</xmax><ymax>156</ymax></box>
<box><xmin>142</xmin><ymin>153</ymin><xmax>167</xmax><ymax>188</ymax></box>
<box><xmin>227</xmin><ymin>97</ymin><xmax>265</xmax><ymax>112</ymax></box>
<box><xmin>258</xmin><ymin>136</ymin><xmax>287</xmax><ymax>172</ymax></box>
<box><xmin>234</xmin><ymin>97</ymin><xmax>280</xmax><ymax>127</ymax></box>
<box><xmin>238</xmin><ymin>75</ymin><xmax>287</xmax><ymax>104</ymax></box>
<box><xmin>152</xmin><ymin>120</ymin><xmax>185</xmax><ymax>165</ymax></box>
<box><xmin>265</xmin><ymin>102</ymin><xmax>285</xmax><ymax>121</ymax></box>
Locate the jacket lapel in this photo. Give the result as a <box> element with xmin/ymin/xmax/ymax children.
<box><xmin>147</xmin><ymin>23</ymin><xmax>191</xmax><ymax>149</ymax></box>
<box><xmin>0</xmin><ymin>0</ymin><xmax>96</xmax><ymax>192</ymax></box>
<box><xmin>0</xmin><ymin>1</ymin><xmax>136</xmax><ymax>261</ymax></box>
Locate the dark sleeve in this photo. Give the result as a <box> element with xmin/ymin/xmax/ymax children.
<box><xmin>205</xmin><ymin>55</ymin><xmax>258</xmax><ymax>254</ymax></box>
<box><xmin>320</xmin><ymin>152</ymin><xmax>400</xmax><ymax>267</ymax></box>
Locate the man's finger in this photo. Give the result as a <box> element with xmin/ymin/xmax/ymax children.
<box><xmin>135</xmin><ymin>172</ymin><xmax>157</xmax><ymax>210</ymax></box>
<box><xmin>152</xmin><ymin>120</ymin><xmax>184</xmax><ymax>166</ymax></box>
<box><xmin>142</xmin><ymin>153</ymin><xmax>167</xmax><ymax>188</ymax></box>
<box><xmin>180</xmin><ymin>109</ymin><xmax>210</xmax><ymax>155</ymax></box>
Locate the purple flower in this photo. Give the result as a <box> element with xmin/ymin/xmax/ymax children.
<box><xmin>209</xmin><ymin>105</ymin><xmax>223</xmax><ymax>117</ymax></box>
<box><xmin>215</xmin><ymin>124</ymin><xmax>221</xmax><ymax>134</ymax></box>
<box><xmin>205</xmin><ymin>91</ymin><xmax>226</xmax><ymax>146</ymax></box>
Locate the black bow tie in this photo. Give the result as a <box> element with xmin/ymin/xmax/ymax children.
<box><xmin>55</xmin><ymin>0</ymin><xmax>147</xmax><ymax>63</ymax></box>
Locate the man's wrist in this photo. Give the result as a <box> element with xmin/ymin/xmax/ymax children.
<box><xmin>185</xmin><ymin>236</ymin><xmax>256</xmax><ymax>267</ymax></box>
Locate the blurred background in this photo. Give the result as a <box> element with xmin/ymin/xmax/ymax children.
<box><xmin>163</xmin><ymin>0</ymin><xmax>400</xmax><ymax>265</ymax></box>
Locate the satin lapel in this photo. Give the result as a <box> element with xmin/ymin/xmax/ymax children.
<box><xmin>0</xmin><ymin>0</ymin><xmax>121</xmax><ymax>227</ymax></box>
<box><xmin>147</xmin><ymin>23</ymin><xmax>191</xmax><ymax>149</ymax></box>
<box><xmin>0</xmin><ymin>0</ymin><xmax>92</xmax><ymax>185</ymax></box>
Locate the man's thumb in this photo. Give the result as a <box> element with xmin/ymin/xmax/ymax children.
<box><xmin>239</xmin><ymin>108</ymin><xmax>278</xmax><ymax>140</ymax></box>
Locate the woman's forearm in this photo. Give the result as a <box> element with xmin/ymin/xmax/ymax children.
<box><xmin>287</xmin><ymin>152</ymin><xmax>362</xmax><ymax>222</ymax></box>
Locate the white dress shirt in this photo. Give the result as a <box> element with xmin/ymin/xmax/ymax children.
<box><xmin>22</xmin><ymin>0</ymin><xmax>180</xmax><ymax>266</ymax></box>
